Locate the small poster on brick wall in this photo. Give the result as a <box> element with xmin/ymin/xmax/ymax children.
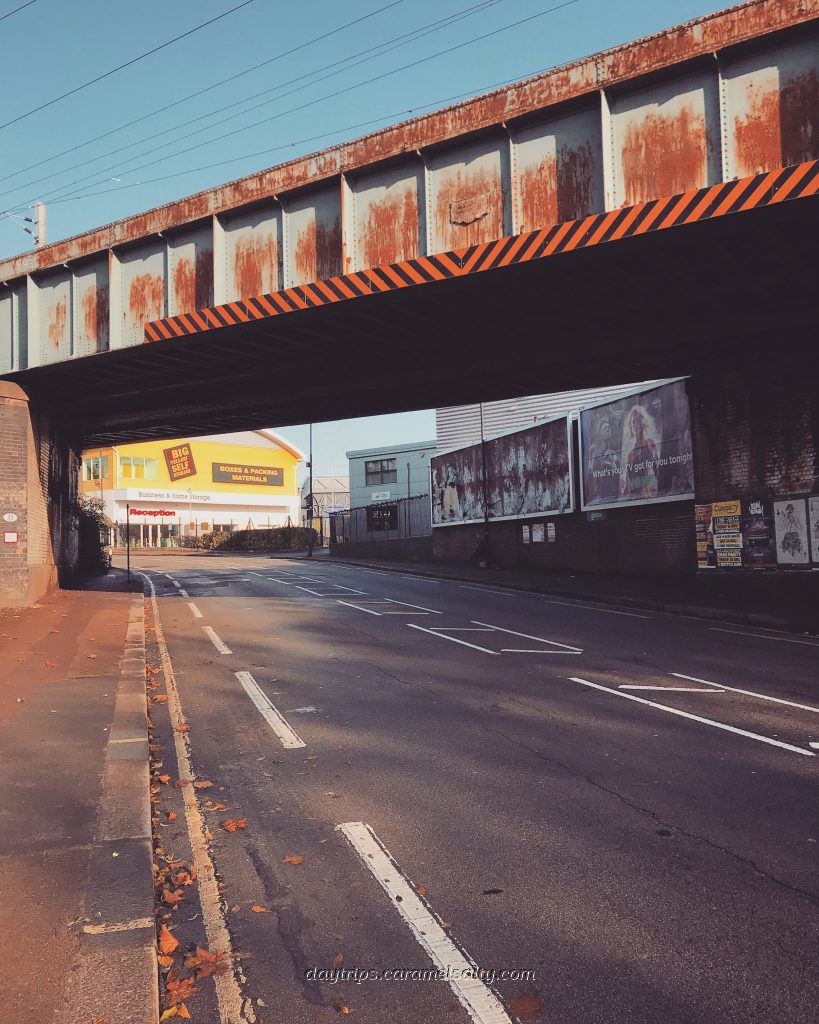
<box><xmin>808</xmin><ymin>496</ymin><xmax>819</xmax><ymax>564</ymax></box>
<box><xmin>740</xmin><ymin>498</ymin><xmax>776</xmax><ymax>569</ymax></box>
<box><xmin>773</xmin><ymin>499</ymin><xmax>809</xmax><ymax>566</ymax></box>
<box><xmin>712</xmin><ymin>499</ymin><xmax>742</xmax><ymax>568</ymax></box>
<box><xmin>695</xmin><ymin>503</ymin><xmax>715</xmax><ymax>568</ymax></box>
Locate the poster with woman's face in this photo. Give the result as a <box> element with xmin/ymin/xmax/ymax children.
<box><xmin>579</xmin><ymin>379</ymin><xmax>694</xmax><ymax>510</ymax></box>
<box><xmin>773</xmin><ymin>498</ymin><xmax>809</xmax><ymax>565</ymax></box>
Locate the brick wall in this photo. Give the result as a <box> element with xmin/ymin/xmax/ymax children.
<box><xmin>0</xmin><ymin>382</ymin><xmax>79</xmax><ymax>608</ymax></box>
<box><xmin>690</xmin><ymin>368</ymin><xmax>819</xmax><ymax>501</ymax></box>
<box><xmin>432</xmin><ymin>501</ymin><xmax>695</xmax><ymax>575</ymax></box>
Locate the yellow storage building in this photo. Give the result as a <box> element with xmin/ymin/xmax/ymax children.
<box><xmin>80</xmin><ymin>430</ymin><xmax>304</xmax><ymax>547</ymax></box>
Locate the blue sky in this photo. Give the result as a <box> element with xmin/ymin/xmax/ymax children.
<box><xmin>1</xmin><ymin>0</ymin><xmax>722</xmax><ymax>475</ymax></box>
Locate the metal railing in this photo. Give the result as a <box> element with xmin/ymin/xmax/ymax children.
<box><xmin>330</xmin><ymin>494</ymin><xmax>431</xmax><ymax>545</ymax></box>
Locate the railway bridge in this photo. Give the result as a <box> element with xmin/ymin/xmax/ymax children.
<box><xmin>1</xmin><ymin>0</ymin><xmax>818</xmax><ymax>604</ymax></box>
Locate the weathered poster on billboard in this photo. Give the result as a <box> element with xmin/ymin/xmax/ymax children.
<box><xmin>579</xmin><ymin>379</ymin><xmax>694</xmax><ymax>510</ymax></box>
<box><xmin>773</xmin><ymin>498</ymin><xmax>810</xmax><ymax>566</ymax></box>
<box><xmin>431</xmin><ymin>416</ymin><xmax>572</xmax><ymax>528</ymax></box>
<box><xmin>484</xmin><ymin>415</ymin><xmax>572</xmax><ymax>521</ymax></box>
<box><xmin>430</xmin><ymin>441</ymin><xmax>486</xmax><ymax>527</ymax></box>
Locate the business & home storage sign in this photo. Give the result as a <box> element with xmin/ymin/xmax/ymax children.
<box><xmin>579</xmin><ymin>378</ymin><xmax>694</xmax><ymax>510</ymax></box>
<box><xmin>212</xmin><ymin>463</ymin><xmax>283</xmax><ymax>486</ymax></box>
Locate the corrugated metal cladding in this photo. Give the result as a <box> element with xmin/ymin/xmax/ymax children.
<box><xmin>435</xmin><ymin>382</ymin><xmax>661</xmax><ymax>452</ymax></box>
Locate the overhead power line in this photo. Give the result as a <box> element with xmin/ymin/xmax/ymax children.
<box><xmin>0</xmin><ymin>0</ymin><xmax>257</xmax><ymax>132</ymax></box>
<box><xmin>0</xmin><ymin>0</ymin><xmax>405</xmax><ymax>186</ymax></box>
<box><xmin>0</xmin><ymin>0</ymin><xmax>36</xmax><ymax>23</ymax></box>
<box><xmin>1</xmin><ymin>0</ymin><xmax>505</xmax><ymax>209</ymax></box>
<box><xmin>42</xmin><ymin>0</ymin><xmax>579</xmax><ymax>209</ymax></box>
<box><xmin>41</xmin><ymin>69</ymin><xmax>563</xmax><ymax>208</ymax></box>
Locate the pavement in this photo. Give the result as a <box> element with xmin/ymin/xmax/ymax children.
<box><xmin>0</xmin><ymin>570</ymin><xmax>157</xmax><ymax>1024</ymax></box>
<box><xmin>121</xmin><ymin>550</ymin><xmax>819</xmax><ymax>1024</ymax></box>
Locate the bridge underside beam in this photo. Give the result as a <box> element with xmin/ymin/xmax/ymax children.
<box><xmin>9</xmin><ymin>195</ymin><xmax>816</xmax><ymax>447</ymax></box>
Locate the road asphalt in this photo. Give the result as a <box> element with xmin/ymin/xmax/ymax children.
<box><xmin>130</xmin><ymin>551</ymin><xmax>818</xmax><ymax>1024</ymax></box>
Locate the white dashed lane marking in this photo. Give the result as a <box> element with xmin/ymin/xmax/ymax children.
<box><xmin>235</xmin><ymin>672</ymin><xmax>305</xmax><ymax>749</ymax></box>
<box><xmin>337</xmin><ymin>822</ymin><xmax>512</xmax><ymax>1024</ymax></box>
<box><xmin>203</xmin><ymin>626</ymin><xmax>232</xmax><ymax>655</ymax></box>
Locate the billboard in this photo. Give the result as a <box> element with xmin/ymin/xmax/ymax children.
<box><xmin>484</xmin><ymin>416</ymin><xmax>572</xmax><ymax>521</ymax></box>
<box><xmin>431</xmin><ymin>415</ymin><xmax>572</xmax><ymax>528</ymax></box>
<box><xmin>579</xmin><ymin>378</ymin><xmax>694</xmax><ymax>510</ymax></box>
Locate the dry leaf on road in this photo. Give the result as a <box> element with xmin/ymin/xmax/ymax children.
<box><xmin>508</xmin><ymin>994</ymin><xmax>544</xmax><ymax>1020</ymax></box>
<box><xmin>194</xmin><ymin>780</ymin><xmax>214</xmax><ymax>789</ymax></box>
<box><xmin>282</xmin><ymin>855</ymin><xmax>304</xmax><ymax>865</ymax></box>
<box><xmin>251</xmin><ymin>905</ymin><xmax>267</xmax><ymax>913</ymax></box>
<box><xmin>222</xmin><ymin>819</ymin><xmax>247</xmax><ymax>832</ymax></box>
<box><xmin>163</xmin><ymin>888</ymin><xmax>185</xmax><ymax>906</ymax></box>
<box><xmin>158</xmin><ymin>924</ymin><xmax>180</xmax><ymax>954</ymax></box>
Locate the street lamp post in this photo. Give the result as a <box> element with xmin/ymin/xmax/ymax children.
<box><xmin>306</xmin><ymin>423</ymin><xmax>314</xmax><ymax>558</ymax></box>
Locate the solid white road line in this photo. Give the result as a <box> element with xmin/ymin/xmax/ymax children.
<box><xmin>383</xmin><ymin>598</ymin><xmax>442</xmax><ymax>613</ymax></box>
<box><xmin>142</xmin><ymin>575</ymin><xmax>247</xmax><ymax>1024</ymax></box>
<box><xmin>570</xmin><ymin>677</ymin><xmax>815</xmax><ymax>757</ymax></box>
<box><xmin>337</xmin><ymin>823</ymin><xmax>512</xmax><ymax>1024</ymax></box>
<box><xmin>501</xmin><ymin>648</ymin><xmax>582</xmax><ymax>654</ymax></box>
<box><xmin>459</xmin><ymin>585</ymin><xmax>515</xmax><ymax>596</ymax></box>
<box><xmin>671</xmin><ymin>673</ymin><xmax>819</xmax><ymax>714</ymax></box>
<box><xmin>708</xmin><ymin>627</ymin><xmax>819</xmax><ymax>648</ymax></box>
<box><xmin>295</xmin><ymin>586</ymin><xmax>337</xmax><ymax>596</ymax></box>
<box><xmin>620</xmin><ymin>685</ymin><xmax>725</xmax><ymax>692</ymax></box>
<box><xmin>543</xmin><ymin>599</ymin><xmax>650</xmax><ymax>619</ymax></box>
<box><xmin>188</xmin><ymin>602</ymin><xmax>203</xmax><ymax>619</ymax></box>
<box><xmin>472</xmin><ymin>621</ymin><xmax>583</xmax><ymax>653</ymax></box>
<box><xmin>234</xmin><ymin>671</ymin><xmax>306</xmax><ymax>749</ymax></box>
<box><xmin>408</xmin><ymin>623</ymin><xmax>498</xmax><ymax>654</ymax></box>
<box><xmin>203</xmin><ymin>626</ymin><xmax>232</xmax><ymax>655</ymax></box>
<box><xmin>337</xmin><ymin>600</ymin><xmax>383</xmax><ymax>615</ymax></box>
<box><xmin>333</xmin><ymin>585</ymin><xmax>368</xmax><ymax>594</ymax></box>
<box><xmin>178</xmin><ymin>588</ymin><xmax>189</xmax><ymax>598</ymax></box>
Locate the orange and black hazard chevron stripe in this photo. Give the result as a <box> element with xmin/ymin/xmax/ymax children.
<box><xmin>144</xmin><ymin>159</ymin><xmax>819</xmax><ymax>343</ymax></box>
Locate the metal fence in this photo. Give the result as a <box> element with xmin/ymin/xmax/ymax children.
<box><xmin>330</xmin><ymin>494</ymin><xmax>431</xmax><ymax>545</ymax></box>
